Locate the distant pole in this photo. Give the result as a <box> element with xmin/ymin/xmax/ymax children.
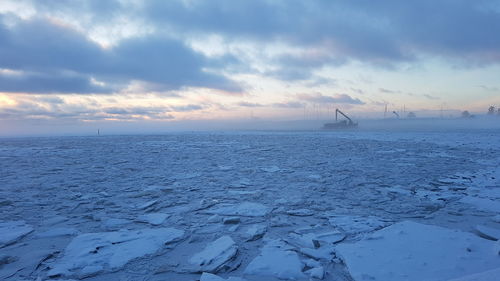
<box><xmin>98</xmin><ymin>129</ymin><xmax>100</xmax><ymax>136</ymax></box>
<box><xmin>384</xmin><ymin>104</ymin><xmax>387</xmax><ymax>118</ymax></box>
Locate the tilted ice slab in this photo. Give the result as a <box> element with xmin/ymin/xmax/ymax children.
<box><xmin>189</xmin><ymin>236</ymin><xmax>238</xmax><ymax>273</ymax></box>
<box><xmin>136</xmin><ymin>213</ymin><xmax>170</xmax><ymax>226</ymax></box>
<box><xmin>336</xmin><ymin>221</ymin><xmax>500</xmax><ymax>281</ymax></box>
<box><xmin>48</xmin><ymin>228</ymin><xmax>184</xmax><ymax>278</ymax></box>
<box><xmin>206</xmin><ymin>202</ymin><xmax>270</xmax><ymax>217</ymax></box>
<box><xmin>244</xmin><ymin>239</ymin><xmax>305</xmax><ymax>280</ymax></box>
<box><xmin>0</xmin><ymin>221</ymin><xmax>33</xmax><ymax>248</ymax></box>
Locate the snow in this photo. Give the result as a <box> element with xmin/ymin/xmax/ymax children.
<box><xmin>244</xmin><ymin>239</ymin><xmax>305</xmax><ymax>279</ymax></box>
<box><xmin>336</xmin><ymin>221</ymin><xmax>500</xmax><ymax>281</ymax></box>
<box><xmin>48</xmin><ymin>228</ymin><xmax>184</xmax><ymax>278</ymax></box>
<box><xmin>189</xmin><ymin>235</ymin><xmax>238</xmax><ymax>273</ymax></box>
<box><xmin>0</xmin><ymin>221</ymin><xmax>33</xmax><ymax>248</ymax></box>
<box><xmin>1</xmin><ymin>130</ymin><xmax>500</xmax><ymax>280</ymax></box>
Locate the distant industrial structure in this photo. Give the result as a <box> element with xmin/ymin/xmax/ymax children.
<box><xmin>322</xmin><ymin>109</ymin><xmax>358</xmax><ymax>129</ymax></box>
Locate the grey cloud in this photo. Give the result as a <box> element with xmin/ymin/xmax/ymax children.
<box><xmin>0</xmin><ymin>16</ymin><xmax>241</xmax><ymax>94</ymax></box>
<box><xmin>140</xmin><ymin>0</ymin><xmax>500</xmax><ymax>65</ymax></box>
<box><xmin>237</xmin><ymin>102</ymin><xmax>264</xmax><ymax>108</ymax></box>
<box><xmin>171</xmin><ymin>104</ymin><xmax>204</xmax><ymax>112</ymax></box>
<box><xmin>297</xmin><ymin>93</ymin><xmax>364</xmax><ymax>104</ymax></box>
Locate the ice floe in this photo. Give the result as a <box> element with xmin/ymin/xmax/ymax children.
<box><xmin>242</xmin><ymin>224</ymin><xmax>267</xmax><ymax>241</ymax></box>
<box><xmin>244</xmin><ymin>239</ymin><xmax>305</xmax><ymax>279</ymax></box>
<box><xmin>189</xmin><ymin>236</ymin><xmax>238</xmax><ymax>273</ymax></box>
<box><xmin>48</xmin><ymin>228</ymin><xmax>184</xmax><ymax>278</ymax></box>
<box><xmin>336</xmin><ymin>221</ymin><xmax>500</xmax><ymax>281</ymax></box>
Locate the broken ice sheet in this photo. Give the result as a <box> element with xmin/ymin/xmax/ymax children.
<box><xmin>244</xmin><ymin>239</ymin><xmax>305</xmax><ymax>279</ymax></box>
<box><xmin>189</xmin><ymin>235</ymin><xmax>238</xmax><ymax>273</ymax></box>
<box><xmin>48</xmin><ymin>228</ymin><xmax>184</xmax><ymax>278</ymax></box>
<box><xmin>336</xmin><ymin>221</ymin><xmax>500</xmax><ymax>281</ymax></box>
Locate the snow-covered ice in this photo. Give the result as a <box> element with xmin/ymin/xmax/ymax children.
<box><xmin>336</xmin><ymin>221</ymin><xmax>500</xmax><ymax>281</ymax></box>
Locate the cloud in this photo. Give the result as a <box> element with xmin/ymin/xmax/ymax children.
<box><xmin>296</xmin><ymin>93</ymin><xmax>364</xmax><ymax>104</ymax></box>
<box><xmin>237</xmin><ymin>102</ymin><xmax>264</xmax><ymax>107</ymax></box>
<box><xmin>0</xmin><ymin>16</ymin><xmax>241</xmax><ymax>94</ymax></box>
<box><xmin>170</xmin><ymin>104</ymin><xmax>205</xmax><ymax>112</ymax></box>
<box><xmin>272</xmin><ymin>101</ymin><xmax>305</xmax><ymax>108</ymax></box>
<box><xmin>140</xmin><ymin>0</ymin><xmax>500</xmax><ymax>65</ymax></box>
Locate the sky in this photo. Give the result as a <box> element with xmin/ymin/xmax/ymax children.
<box><xmin>1</xmin><ymin>0</ymin><xmax>500</xmax><ymax>135</ymax></box>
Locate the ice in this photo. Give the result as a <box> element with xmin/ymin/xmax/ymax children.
<box><xmin>306</xmin><ymin>266</ymin><xmax>325</xmax><ymax>279</ymax></box>
<box><xmin>460</xmin><ymin>196</ymin><xmax>500</xmax><ymax>213</ymax></box>
<box><xmin>287</xmin><ymin>209</ymin><xmax>314</xmax><ymax>216</ymax></box>
<box><xmin>136</xmin><ymin>199</ymin><xmax>158</xmax><ymax>210</ymax></box>
<box><xmin>242</xmin><ymin>224</ymin><xmax>267</xmax><ymax>241</ymax></box>
<box><xmin>206</xmin><ymin>202</ymin><xmax>270</xmax><ymax>217</ymax></box>
<box><xmin>244</xmin><ymin>239</ymin><xmax>305</xmax><ymax>279</ymax></box>
<box><xmin>103</xmin><ymin>218</ymin><xmax>131</xmax><ymax>230</ymax></box>
<box><xmin>48</xmin><ymin>228</ymin><xmax>184</xmax><ymax>278</ymax></box>
<box><xmin>475</xmin><ymin>225</ymin><xmax>500</xmax><ymax>241</ymax></box>
<box><xmin>260</xmin><ymin>166</ymin><xmax>280</xmax><ymax>173</ymax></box>
<box><xmin>0</xmin><ymin>221</ymin><xmax>33</xmax><ymax>248</ymax></box>
<box><xmin>2</xmin><ymin>130</ymin><xmax>500</xmax><ymax>280</ymax></box>
<box><xmin>336</xmin><ymin>221</ymin><xmax>500</xmax><ymax>281</ymax></box>
<box><xmin>200</xmin><ymin>272</ymin><xmax>246</xmax><ymax>281</ymax></box>
<box><xmin>328</xmin><ymin>215</ymin><xmax>388</xmax><ymax>234</ymax></box>
<box><xmin>222</xmin><ymin>217</ymin><xmax>240</xmax><ymax>224</ymax></box>
<box><xmin>136</xmin><ymin>213</ymin><xmax>170</xmax><ymax>225</ymax></box>
<box><xmin>189</xmin><ymin>235</ymin><xmax>238</xmax><ymax>273</ymax></box>
<box><xmin>35</xmin><ymin>227</ymin><xmax>79</xmax><ymax>238</ymax></box>
<box><xmin>447</xmin><ymin>267</ymin><xmax>500</xmax><ymax>281</ymax></box>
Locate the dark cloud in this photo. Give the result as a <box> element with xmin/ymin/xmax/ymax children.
<box><xmin>0</xmin><ymin>16</ymin><xmax>241</xmax><ymax>94</ymax></box>
<box><xmin>0</xmin><ymin>72</ymin><xmax>112</xmax><ymax>94</ymax></box>
<box><xmin>141</xmin><ymin>0</ymin><xmax>500</xmax><ymax>65</ymax></box>
<box><xmin>297</xmin><ymin>93</ymin><xmax>364</xmax><ymax>104</ymax></box>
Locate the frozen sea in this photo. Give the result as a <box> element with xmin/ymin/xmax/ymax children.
<box><xmin>1</xmin><ymin>129</ymin><xmax>500</xmax><ymax>281</ymax></box>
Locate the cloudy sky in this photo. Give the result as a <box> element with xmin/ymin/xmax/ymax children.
<box><xmin>1</xmin><ymin>0</ymin><xmax>500</xmax><ymax>135</ymax></box>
